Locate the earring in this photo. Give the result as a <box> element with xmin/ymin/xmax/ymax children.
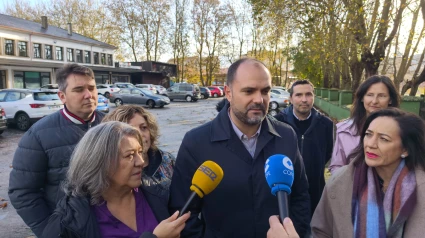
<box><xmin>401</xmin><ymin>154</ymin><xmax>406</xmax><ymax>158</ymax></box>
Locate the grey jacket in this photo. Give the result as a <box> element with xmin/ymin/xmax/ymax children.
<box><xmin>8</xmin><ymin>109</ymin><xmax>104</xmax><ymax>237</ymax></box>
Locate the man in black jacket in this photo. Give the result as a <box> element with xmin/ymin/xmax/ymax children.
<box><xmin>274</xmin><ymin>80</ymin><xmax>334</xmax><ymax>215</ymax></box>
<box><xmin>8</xmin><ymin>64</ymin><xmax>104</xmax><ymax>237</ymax></box>
<box><xmin>169</xmin><ymin>58</ymin><xmax>311</xmax><ymax>238</ymax></box>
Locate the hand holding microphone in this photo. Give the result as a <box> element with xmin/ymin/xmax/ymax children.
<box><xmin>267</xmin><ymin>216</ymin><xmax>299</xmax><ymax>238</ymax></box>
<box><xmin>179</xmin><ymin>160</ymin><xmax>224</xmax><ymax>217</ymax></box>
<box><xmin>264</xmin><ymin>154</ymin><xmax>295</xmax><ymax>222</ymax></box>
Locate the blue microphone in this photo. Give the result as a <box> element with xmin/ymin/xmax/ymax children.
<box><xmin>264</xmin><ymin>154</ymin><xmax>295</xmax><ymax>222</ymax></box>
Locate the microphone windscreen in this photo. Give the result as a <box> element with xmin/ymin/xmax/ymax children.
<box><xmin>190</xmin><ymin>160</ymin><xmax>224</xmax><ymax>198</ymax></box>
<box><xmin>264</xmin><ymin>154</ymin><xmax>294</xmax><ymax>195</ymax></box>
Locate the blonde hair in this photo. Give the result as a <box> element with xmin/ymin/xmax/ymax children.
<box><xmin>102</xmin><ymin>105</ymin><xmax>159</xmax><ymax>151</ymax></box>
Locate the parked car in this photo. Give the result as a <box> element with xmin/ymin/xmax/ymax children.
<box><xmin>218</xmin><ymin>86</ymin><xmax>225</xmax><ymax>96</ymax></box>
<box><xmin>97</xmin><ymin>95</ymin><xmax>109</xmax><ymax>113</ymax></box>
<box><xmin>40</xmin><ymin>84</ymin><xmax>59</xmax><ymax>90</ymax></box>
<box><xmin>154</xmin><ymin>85</ymin><xmax>168</xmax><ymax>96</ymax></box>
<box><xmin>207</xmin><ymin>86</ymin><xmax>223</xmax><ymax>98</ymax></box>
<box><xmin>200</xmin><ymin>87</ymin><xmax>211</xmax><ymax>99</ymax></box>
<box><xmin>97</xmin><ymin>84</ymin><xmax>120</xmax><ymax>98</ymax></box>
<box><xmin>167</xmin><ymin>83</ymin><xmax>201</xmax><ymax>102</ymax></box>
<box><xmin>0</xmin><ymin>89</ymin><xmax>64</xmax><ymax>130</ymax></box>
<box><xmin>269</xmin><ymin>92</ymin><xmax>290</xmax><ymax>110</ymax></box>
<box><xmin>273</xmin><ymin>86</ymin><xmax>287</xmax><ymax>91</ymax></box>
<box><xmin>271</xmin><ymin>88</ymin><xmax>290</xmax><ymax>97</ymax></box>
<box><xmin>135</xmin><ymin>84</ymin><xmax>158</xmax><ymax>94</ymax></box>
<box><xmin>110</xmin><ymin>88</ymin><xmax>170</xmax><ymax>108</ymax></box>
<box><xmin>113</xmin><ymin>82</ymin><xmax>135</xmax><ymax>89</ymax></box>
<box><xmin>0</xmin><ymin>106</ymin><xmax>6</xmax><ymax>135</ymax></box>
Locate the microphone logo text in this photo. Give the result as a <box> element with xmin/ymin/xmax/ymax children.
<box><xmin>198</xmin><ymin>165</ymin><xmax>217</xmax><ymax>181</ymax></box>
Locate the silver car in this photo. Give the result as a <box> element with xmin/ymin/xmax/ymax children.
<box><xmin>269</xmin><ymin>92</ymin><xmax>290</xmax><ymax>110</ymax></box>
<box><xmin>110</xmin><ymin>88</ymin><xmax>170</xmax><ymax>108</ymax></box>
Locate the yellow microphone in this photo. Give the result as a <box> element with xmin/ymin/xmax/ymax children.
<box><xmin>179</xmin><ymin>161</ymin><xmax>224</xmax><ymax>216</ymax></box>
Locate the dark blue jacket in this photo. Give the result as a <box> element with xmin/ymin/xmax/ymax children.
<box><xmin>274</xmin><ymin>105</ymin><xmax>334</xmax><ymax>214</ymax></box>
<box><xmin>8</xmin><ymin>109</ymin><xmax>104</xmax><ymax>237</ymax></box>
<box><xmin>169</xmin><ymin>103</ymin><xmax>311</xmax><ymax>238</ymax></box>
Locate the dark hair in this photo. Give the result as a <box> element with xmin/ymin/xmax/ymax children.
<box><xmin>226</xmin><ymin>58</ymin><xmax>267</xmax><ymax>87</ymax></box>
<box><xmin>56</xmin><ymin>63</ymin><xmax>94</xmax><ymax>91</ymax></box>
<box><xmin>289</xmin><ymin>80</ymin><xmax>314</xmax><ymax>96</ymax></box>
<box><xmin>350</xmin><ymin>75</ymin><xmax>400</xmax><ymax>135</ymax></box>
<box><xmin>348</xmin><ymin>108</ymin><xmax>425</xmax><ymax>171</ymax></box>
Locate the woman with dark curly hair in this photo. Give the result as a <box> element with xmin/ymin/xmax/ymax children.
<box><xmin>103</xmin><ymin>105</ymin><xmax>176</xmax><ymax>198</ymax></box>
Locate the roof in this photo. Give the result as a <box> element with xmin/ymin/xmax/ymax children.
<box><xmin>0</xmin><ymin>14</ymin><xmax>116</xmax><ymax>49</ymax></box>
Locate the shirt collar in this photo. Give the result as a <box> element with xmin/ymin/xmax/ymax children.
<box><xmin>228</xmin><ymin>108</ymin><xmax>261</xmax><ymax>139</ymax></box>
<box><xmin>293</xmin><ymin>108</ymin><xmax>311</xmax><ymax>121</ymax></box>
<box><xmin>61</xmin><ymin>106</ymin><xmax>95</xmax><ymax>125</ymax></box>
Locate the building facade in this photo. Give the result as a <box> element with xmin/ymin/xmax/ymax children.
<box><xmin>0</xmin><ymin>14</ymin><xmax>116</xmax><ymax>89</ymax></box>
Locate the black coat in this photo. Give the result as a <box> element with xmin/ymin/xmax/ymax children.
<box><xmin>8</xmin><ymin>109</ymin><xmax>104</xmax><ymax>237</ymax></box>
<box><xmin>169</xmin><ymin>104</ymin><xmax>311</xmax><ymax>238</ymax></box>
<box><xmin>41</xmin><ymin>186</ymin><xmax>170</xmax><ymax>238</ymax></box>
<box><xmin>274</xmin><ymin>106</ymin><xmax>334</xmax><ymax>214</ymax></box>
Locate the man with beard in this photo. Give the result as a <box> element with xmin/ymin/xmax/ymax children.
<box><xmin>274</xmin><ymin>80</ymin><xmax>334</xmax><ymax>216</ymax></box>
<box><xmin>169</xmin><ymin>58</ymin><xmax>311</xmax><ymax>238</ymax></box>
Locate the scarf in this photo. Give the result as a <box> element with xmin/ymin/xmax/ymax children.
<box><xmin>352</xmin><ymin>159</ymin><xmax>417</xmax><ymax>238</ymax></box>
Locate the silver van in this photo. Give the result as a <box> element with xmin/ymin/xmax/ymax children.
<box><xmin>167</xmin><ymin>83</ymin><xmax>201</xmax><ymax>102</ymax></box>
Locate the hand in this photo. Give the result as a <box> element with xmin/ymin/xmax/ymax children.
<box><xmin>153</xmin><ymin>211</ymin><xmax>190</xmax><ymax>238</ymax></box>
<box><xmin>267</xmin><ymin>216</ymin><xmax>300</xmax><ymax>238</ymax></box>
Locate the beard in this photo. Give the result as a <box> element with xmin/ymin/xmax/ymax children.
<box><xmin>232</xmin><ymin>103</ymin><xmax>266</xmax><ymax>126</ymax></box>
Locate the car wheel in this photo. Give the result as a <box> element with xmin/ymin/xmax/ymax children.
<box><xmin>159</xmin><ymin>105</ymin><xmax>164</xmax><ymax>108</ymax></box>
<box><xmin>269</xmin><ymin>110</ymin><xmax>278</xmax><ymax>117</ymax></box>
<box><xmin>186</xmin><ymin>95</ymin><xmax>192</xmax><ymax>102</ymax></box>
<box><xmin>213</xmin><ymin>93</ymin><xmax>218</xmax><ymax>98</ymax></box>
<box><xmin>270</xmin><ymin>102</ymin><xmax>279</xmax><ymax>110</ymax></box>
<box><xmin>16</xmin><ymin>113</ymin><xmax>31</xmax><ymax>131</ymax></box>
<box><xmin>193</xmin><ymin>99</ymin><xmax>198</xmax><ymax>102</ymax></box>
<box><xmin>147</xmin><ymin>100</ymin><xmax>155</xmax><ymax>108</ymax></box>
<box><xmin>201</xmin><ymin>94</ymin><xmax>205</xmax><ymax>99</ymax></box>
<box><xmin>170</xmin><ymin>98</ymin><xmax>174</xmax><ymax>101</ymax></box>
<box><xmin>115</xmin><ymin>98</ymin><xmax>123</xmax><ymax>106</ymax></box>
<box><xmin>0</xmin><ymin>130</ymin><xmax>3</xmax><ymax>135</ymax></box>
<box><xmin>104</xmin><ymin>92</ymin><xmax>110</xmax><ymax>98</ymax></box>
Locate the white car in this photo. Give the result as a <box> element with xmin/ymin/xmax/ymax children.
<box><xmin>135</xmin><ymin>84</ymin><xmax>158</xmax><ymax>94</ymax></box>
<box><xmin>271</xmin><ymin>88</ymin><xmax>290</xmax><ymax>97</ymax></box>
<box><xmin>96</xmin><ymin>84</ymin><xmax>120</xmax><ymax>98</ymax></box>
<box><xmin>154</xmin><ymin>85</ymin><xmax>168</xmax><ymax>96</ymax></box>
<box><xmin>0</xmin><ymin>89</ymin><xmax>64</xmax><ymax>131</ymax></box>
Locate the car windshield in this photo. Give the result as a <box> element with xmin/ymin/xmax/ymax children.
<box><xmin>33</xmin><ymin>92</ymin><xmax>60</xmax><ymax>101</ymax></box>
<box><xmin>140</xmin><ymin>89</ymin><xmax>153</xmax><ymax>95</ymax></box>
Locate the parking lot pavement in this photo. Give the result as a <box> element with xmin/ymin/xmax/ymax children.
<box><xmin>0</xmin><ymin>97</ymin><xmax>223</xmax><ymax>237</ymax></box>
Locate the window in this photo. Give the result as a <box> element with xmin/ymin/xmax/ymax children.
<box><xmin>85</xmin><ymin>51</ymin><xmax>91</xmax><ymax>63</ymax></box>
<box><xmin>45</xmin><ymin>45</ymin><xmax>53</xmax><ymax>59</ymax></box>
<box><xmin>67</xmin><ymin>48</ymin><xmax>74</xmax><ymax>62</ymax></box>
<box><xmin>76</xmin><ymin>50</ymin><xmax>82</xmax><ymax>63</ymax></box>
<box><xmin>131</xmin><ymin>89</ymin><xmax>141</xmax><ymax>94</ymax></box>
<box><xmin>56</xmin><ymin>46</ymin><xmax>63</xmax><ymax>61</ymax></box>
<box><xmin>120</xmin><ymin>89</ymin><xmax>130</xmax><ymax>94</ymax></box>
<box><xmin>18</xmin><ymin>41</ymin><xmax>28</xmax><ymax>57</ymax></box>
<box><xmin>13</xmin><ymin>71</ymin><xmax>50</xmax><ymax>89</ymax></box>
<box><xmin>5</xmin><ymin>39</ymin><xmax>14</xmax><ymax>55</ymax></box>
<box><xmin>101</xmin><ymin>53</ymin><xmax>106</xmax><ymax>65</ymax></box>
<box><xmin>5</xmin><ymin>92</ymin><xmax>21</xmax><ymax>102</ymax></box>
<box><xmin>107</xmin><ymin>54</ymin><xmax>113</xmax><ymax>66</ymax></box>
<box><xmin>34</xmin><ymin>43</ymin><xmax>42</xmax><ymax>58</ymax></box>
<box><xmin>95</xmin><ymin>75</ymin><xmax>108</xmax><ymax>84</ymax></box>
<box><xmin>0</xmin><ymin>92</ymin><xmax>6</xmax><ymax>101</ymax></box>
<box><xmin>94</xmin><ymin>52</ymin><xmax>99</xmax><ymax>64</ymax></box>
